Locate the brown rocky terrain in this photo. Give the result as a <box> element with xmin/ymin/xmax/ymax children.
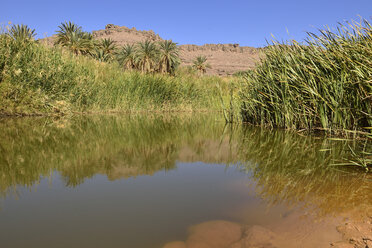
<box><xmin>42</xmin><ymin>24</ymin><xmax>262</xmax><ymax>75</ymax></box>
<box><xmin>95</xmin><ymin>24</ymin><xmax>262</xmax><ymax>75</ymax></box>
<box><xmin>93</xmin><ymin>24</ymin><xmax>164</xmax><ymax>44</ymax></box>
<box><xmin>178</xmin><ymin>43</ymin><xmax>261</xmax><ymax>75</ymax></box>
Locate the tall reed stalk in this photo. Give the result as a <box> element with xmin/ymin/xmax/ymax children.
<box><xmin>240</xmin><ymin>20</ymin><xmax>372</xmax><ymax>135</ymax></box>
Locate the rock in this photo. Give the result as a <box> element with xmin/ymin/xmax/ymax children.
<box><xmin>163</xmin><ymin>241</ymin><xmax>187</xmax><ymax>248</ymax></box>
<box><xmin>330</xmin><ymin>241</ymin><xmax>355</xmax><ymax>248</ymax></box>
<box><xmin>230</xmin><ymin>225</ymin><xmax>282</xmax><ymax>248</ymax></box>
<box><xmin>365</xmin><ymin>239</ymin><xmax>372</xmax><ymax>248</ymax></box>
<box><xmin>105</xmin><ymin>24</ymin><xmax>118</xmax><ymax>29</ymax></box>
<box><xmin>336</xmin><ymin>220</ymin><xmax>372</xmax><ymax>248</ymax></box>
<box><xmin>186</xmin><ymin>220</ymin><xmax>243</xmax><ymax>248</ymax></box>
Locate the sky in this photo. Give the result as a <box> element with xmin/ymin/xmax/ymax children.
<box><xmin>2</xmin><ymin>0</ymin><xmax>371</xmax><ymax>47</ymax></box>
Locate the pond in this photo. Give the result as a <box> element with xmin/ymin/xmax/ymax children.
<box><xmin>0</xmin><ymin>114</ymin><xmax>371</xmax><ymax>248</ymax></box>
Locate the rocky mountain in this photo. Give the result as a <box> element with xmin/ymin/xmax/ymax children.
<box><xmin>96</xmin><ymin>24</ymin><xmax>262</xmax><ymax>75</ymax></box>
<box><xmin>93</xmin><ymin>24</ymin><xmax>164</xmax><ymax>44</ymax></box>
<box><xmin>178</xmin><ymin>43</ymin><xmax>261</xmax><ymax>75</ymax></box>
<box><xmin>42</xmin><ymin>24</ymin><xmax>262</xmax><ymax>75</ymax></box>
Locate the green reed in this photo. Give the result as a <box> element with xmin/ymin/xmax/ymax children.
<box><xmin>0</xmin><ymin>33</ymin><xmax>228</xmax><ymax>115</ymax></box>
<box><xmin>240</xmin><ymin>20</ymin><xmax>372</xmax><ymax>134</ymax></box>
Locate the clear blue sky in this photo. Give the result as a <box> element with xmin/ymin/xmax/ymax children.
<box><xmin>2</xmin><ymin>0</ymin><xmax>371</xmax><ymax>47</ymax></box>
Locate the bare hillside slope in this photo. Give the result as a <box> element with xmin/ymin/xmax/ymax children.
<box><xmin>42</xmin><ymin>24</ymin><xmax>262</xmax><ymax>75</ymax></box>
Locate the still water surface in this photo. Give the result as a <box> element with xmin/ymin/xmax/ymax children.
<box><xmin>0</xmin><ymin>114</ymin><xmax>370</xmax><ymax>248</ymax></box>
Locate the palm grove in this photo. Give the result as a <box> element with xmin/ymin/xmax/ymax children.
<box><xmin>32</xmin><ymin>21</ymin><xmax>209</xmax><ymax>75</ymax></box>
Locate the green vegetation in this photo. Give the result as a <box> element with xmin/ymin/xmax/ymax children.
<box><xmin>192</xmin><ymin>55</ymin><xmax>211</xmax><ymax>74</ymax></box>
<box><xmin>116</xmin><ymin>44</ymin><xmax>136</xmax><ymax>70</ymax></box>
<box><xmin>8</xmin><ymin>24</ymin><xmax>36</xmax><ymax>42</ymax></box>
<box><xmin>53</xmin><ymin>22</ymin><xmax>182</xmax><ymax>74</ymax></box>
<box><xmin>0</xmin><ymin>23</ymin><xmax>230</xmax><ymax>116</ymax></box>
<box><xmin>0</xmin><ymin>19</ymin><xmax>370</xmax><ymax>169</ymax></box>
<box><xmin>158</xmin><ymin>40</ymin><xmax>180</xmax><ymax>75</ymax></box>
<box><xmin>135</xmin><ymin>40</ymin><xmax>160</xmax><ymax>73</ymax></box>
<box><xmin>55</xmin><ymin>21</ymin><xmax>94</xmax><ymax>55</ymax></box>
<box><xmin>91</xmin><ymin>38</ymin><xmax>117</xmax><ymax>62</ymax></box>
<box><xmin>115</xmin><ymin>40</ymin><xmax>180</xmax><ymax>74</ymax></box>
<box><xmin>240</xmin><ymin>20</ymin><xmax>372</xmax><ymax>135</ymax></box>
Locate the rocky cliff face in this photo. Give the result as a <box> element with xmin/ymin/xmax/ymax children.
<box><xmin>179</xmin><ymin>43</ymin><xmax>257</xmax><ymax>53</ymax></box>
<box><xmin>92</xmin><ymin>24</ymin><xmax>164</xmax><ymax>45</ymax></box>
<box><xmin>178</xmin><ymin>43</ymin><xmax>261</xmax><ymax>75</ymax></box>
<box><xmin>94</xmin><ymin>24</ymin><xmax>262</xmax><ymax>75</ymax></box>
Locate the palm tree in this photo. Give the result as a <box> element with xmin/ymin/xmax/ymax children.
<box><xmin>55</xmin><ymin>21</ymin><xmax>82</xmax><ymax>45</ymax></box>
<box><xmin>91</xmin><ymin>48</ymin><xmax>111</xmax><ymax>62</ymax></box>
<box><xmin>8</xmin><ymin>24</ymin><xmax>36</xmax><ymax>42</ymax></box>
<box><xmin>158</xmin><ymin>40</ymin><xmax>180</xmax><ymax>75</ymax></box>
<box><xmin>66</xmin><ymin>31</ymin><xmax>93</xmax><ymax>55</ymax></box>
<box><xmin>99</xmin><ymin>38</ymin><xmax>117</xmax><ymax>55</ymax></box>
<box><xmin>135</xmin><ymin>40</ymin><xmax>159</xmax><ymax>73</ymax></box>
<box><xmin>192</xmin><ymin>55</ymin><xmax>211</xmax><ymax>74</ymax></box>
<box><xmin>116</xmin><ymin>44</ymin><xmax>137</xmax><ymax>70</ymax></box>
<box><xmin>55</xmin><ymin>21</ymin><xmax>93</xmax><ymax>55</ymax></box>
<box><xmin>91</xmin><ymin>38</ymin><xmax>117</xmax><ymax>62</ymax></box>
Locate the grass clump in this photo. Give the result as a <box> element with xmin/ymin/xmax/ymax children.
<box><xmin>240</xmin><ymin>20</ymin><xmax>372</xmax><ymax>134</ymax></box>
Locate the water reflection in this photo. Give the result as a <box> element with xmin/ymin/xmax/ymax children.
<box><xmin>237</xmin><ymin>127</ymin><xmax>372</xmax><ymax>218</ymax></box>
<box><xmin>0</xmin><ymin>114</ymin><xmax>371</xmax><ymax>219</ymax></box>
<box><xmin>0</xmin><ymin>115</ymin><xmax>238</xmax><ymax>192</ymax></box>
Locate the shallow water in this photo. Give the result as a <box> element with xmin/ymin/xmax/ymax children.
<box><xmin>0</xmin><ymin>114</ymin><xmax>370</xmax><ymax>248</ymax></box>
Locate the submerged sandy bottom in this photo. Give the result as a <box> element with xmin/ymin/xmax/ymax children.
<box><xmin>163</xmin><ymin>215</ymin><xmax>371</xmax><ymax>248</ymax></box>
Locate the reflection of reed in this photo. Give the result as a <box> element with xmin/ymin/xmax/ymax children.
<box><xmin>0</xmin><ymin>115</ymin><xmax>370</xmax><ymax>218</ymax></box>
<box><xmin>237</xmin><ymin>127</ymin><xmax>372</xmax><ymax>218</ymax></box>
<box><xmin>0</xmin><ymin>114</ymin><xmax>232</xmax><ymax>194</ymax></box>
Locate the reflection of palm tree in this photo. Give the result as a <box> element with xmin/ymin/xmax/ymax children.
<box><xmin>192</xmin><ymin>56</ymin><xmax>211</xmax><ymax>74</ymax></box>
<box><xmin>158</xmin><ymin>40</ymin><xmax>180</xmax><ymax>75</ymax></box>
<box><xmin>8</xmin><ymin>24</ymin><xmax>36</xmax><ymax>42</ymax></box>
<box><xmin>135</xmin><ymin>40</ymin><xmax>159</xmax><ymax>73</ymax></box>
<box><xmin>117</xmin><ymin>44</ymin><xmax>136</xmax><ymax>70</ymax></box>
<box><xmin>55</xmin><ymin>21</ymin><xmax>93</xmax><ymax>55</ymax></box>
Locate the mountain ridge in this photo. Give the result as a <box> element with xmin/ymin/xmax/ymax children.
<box><xmin>42</xmin><ymin>24</ymin><xmax>262</xmax><ymax>75</ymax></box>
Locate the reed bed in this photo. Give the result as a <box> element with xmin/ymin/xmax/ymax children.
<box><xmin>240</xmin><ymin>20</ymin><xmax>372</xmax><ymax>134</ymax></box>
<box><xmin>0</xmin><ymin>34</ymin><xmax>227</xmax><ymax>115</ymax></box>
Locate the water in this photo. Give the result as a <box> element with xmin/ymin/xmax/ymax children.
<box><xmin>0</xmin><ymin>114</ymin><xmax>370</xmax><ymax>248</ymax></box>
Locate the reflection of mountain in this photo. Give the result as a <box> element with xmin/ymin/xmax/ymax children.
<box><xmin>0</xmin><ymin>115</ymin><xmax>238</xmax><ymax>192</ymax></box>
<box><xmin>0</xmin><ymin>114</ymin><xmax>370</xmax><ymax>218</ymax></box>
